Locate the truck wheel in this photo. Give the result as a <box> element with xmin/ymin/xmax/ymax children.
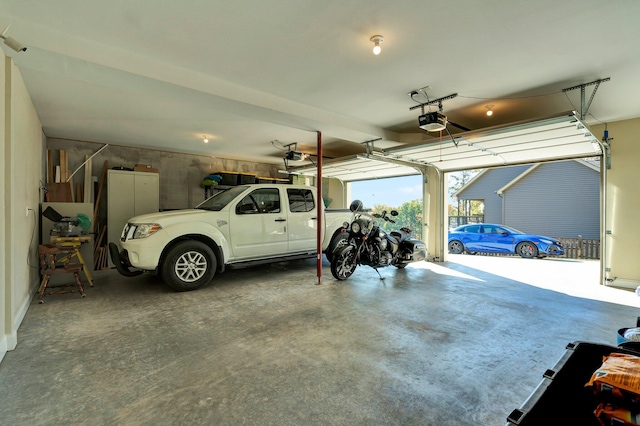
<box><xmin>330</xmin><ymin>246</ymin><xmax>357</xmax><ymax>280</ymax></box>
<box><xmin>161</xmin><ymin>241</ymin><xmax>217</xmax><ymax>291</ymax></box>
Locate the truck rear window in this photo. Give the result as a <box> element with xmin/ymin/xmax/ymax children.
<box><xmin>287</xmin><ymin>188</ymin><xmax>315</xmax><ymax>212</ymax></box>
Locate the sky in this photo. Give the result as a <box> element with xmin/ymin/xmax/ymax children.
<box><xmin>350</xmin><ymin>175</ymin><xmax>423</xmax><ymax>208</ymax></box>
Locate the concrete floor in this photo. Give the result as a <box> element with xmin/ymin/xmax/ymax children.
<box><xmin>1</xmin><ymin>256</ymin><xmax>639</xmax><ymax>425</ymax></box>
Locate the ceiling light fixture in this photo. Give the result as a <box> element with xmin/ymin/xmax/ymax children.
<box><xmin>370</xmin><ymin>35</ymin><xmax>384</xmax><ymax>55</ymax></box>
<box><xmin>0</xmin><ymin>24</ymin><xmax>27</xmax><ymax>52</ymax></box>
<box><xmin>485</xmin><ymin>105</ymin><xmax>494</xmax><ymax>116</ymax></box>
<box><xmin>203</xmin><ymin>135</ymin><xmax>209</xmax><ymax>143</ymax></box>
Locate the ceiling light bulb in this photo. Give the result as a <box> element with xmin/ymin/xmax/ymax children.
<box><xmin>485</xmin><ymin>105</ymin><xmax>494</xmax><ymax>116</ymax></box>
<box><xmin>203</xmin><ymin>135</ymin><xmax>209</xmax><ymax>143</ymax></box>
<box><xmin>370</xmin><ymin>35</ymin><xmax>384</xmax><ymax>55</ymax></box>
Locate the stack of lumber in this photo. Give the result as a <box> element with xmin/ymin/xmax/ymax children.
<box><xmin>45</xmin><ymin>149</ymin><xmax>76</xmax><ymax>202</ymax></box>
<box><xmin>92</xmin><ymin>160</ymin><xmax>110</xmax><ymax>270</ymax></box>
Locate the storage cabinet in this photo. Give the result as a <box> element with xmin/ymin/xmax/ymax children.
<box><xmin>107</xmin><ymin>170</ymin><xmax>159</xmax><ymax>252</ymax></box>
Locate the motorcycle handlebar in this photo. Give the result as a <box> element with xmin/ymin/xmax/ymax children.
<box><xmin>362</xmin><ymin>211</ymin><xmax>395</xmax><ymax>224</ymax></box>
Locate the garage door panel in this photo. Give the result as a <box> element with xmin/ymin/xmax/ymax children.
<box><xmin>292</xmin><ymin>112</ymin><xmax>601</xmax><ymax>177</ymax></box>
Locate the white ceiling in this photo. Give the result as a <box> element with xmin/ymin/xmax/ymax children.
<box><xmin>1</xmin><ymin>1</ymin><xmax>638</xmax><ymax>165</ymax></box>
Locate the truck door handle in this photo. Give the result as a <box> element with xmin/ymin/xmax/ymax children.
<box><xmin>274</xmin><ymin>218</ymin><xmax>287</xmax><ymax>222</ymax></box>
<box><xmin>310</xmin><ymin>217</ymin><xmax>317</xmax><ymax>220</ymax></box>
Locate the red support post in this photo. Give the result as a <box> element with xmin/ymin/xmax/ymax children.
<box><xmin>316</xmin><ymin>131</ymin><xmax>323</xmax><ymax>284</ymax></box>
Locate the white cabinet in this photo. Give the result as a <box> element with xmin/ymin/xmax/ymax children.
<box><xmin>107</xmin><ymin>170</ymin><xmax>159</xmax><ymax>250</ymax></box>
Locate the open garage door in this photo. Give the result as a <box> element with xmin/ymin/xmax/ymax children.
<box><xmin>292</xmin><ymin>111</ymin><xmax>601</xmax><ymax>177</ymax></box>
<box><xmin>291</xmin><ymin>111</ymin><xmax>606</xmax><ymax>282</ymax></box>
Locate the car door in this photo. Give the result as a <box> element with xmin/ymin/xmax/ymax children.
<box><xmin>492</xmin><ymin>225</ymin><xmax>516</xmax><ymax>252</ymax></box>
<box><xmin>228</xmin><ymin>187</ymin><xmax>288</xmax><ymax>259</ymax></box>
<box><xmin>460</xmin><ymin>224</ymin><xmax>482</xmax><ymax>251</ymax></box>
<box><xmin>480</xmin><ymin>224</ymin><xmax>509</xmax><ymax>252</ymax></box>
<box><xmin>286</xmin><ymin>188</ymin><xmax>317</xmax><ymax>252</ymax></box>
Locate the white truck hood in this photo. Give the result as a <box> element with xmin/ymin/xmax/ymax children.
<box><xmin>128</xmin><ymin>209</ymin><xmax>223</xmax><ymax>226</ymax></box>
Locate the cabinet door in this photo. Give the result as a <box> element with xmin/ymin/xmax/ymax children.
<box><xmin>134</xmin><ymin>173</ymin><xmax>159</xmax><ymax>216</ymax></box>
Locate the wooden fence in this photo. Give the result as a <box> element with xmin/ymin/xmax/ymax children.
<box><xmin>558</xmin><ymin>237</ymin><xmax>600</xmax><ymax>260</ymax></box>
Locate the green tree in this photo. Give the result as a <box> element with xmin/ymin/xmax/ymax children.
<box><xmin>448</xmin><ymin>170</ymin><xmax>483</xmax><ymax>222</ymax></box>
<box><xmin>372</xmin><ymin>200</ymin><xmax>423</xmax><ymax>240</ymax></box>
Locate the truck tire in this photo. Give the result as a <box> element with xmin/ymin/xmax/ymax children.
<box><xmin>161</xmin><ymin>240</ymin><xmax>217</xmax><ymax>291</ymax></box>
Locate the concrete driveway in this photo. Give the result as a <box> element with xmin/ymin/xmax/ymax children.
<box><xmin>441</xmin><ymin>254</ymin><xmax>640</xmax><ymax>309</ymax></box>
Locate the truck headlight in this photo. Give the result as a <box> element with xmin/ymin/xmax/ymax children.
<box><xmin>131</xmin><ymin>223</ymin><xmax>162</xmax><ymax>239</ymax></box>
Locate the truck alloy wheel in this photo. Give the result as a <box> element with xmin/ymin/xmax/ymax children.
<box><xmin>161</xmin><ymin>241</ymin><xmax>217</xmax><ymax>291</ymax></box>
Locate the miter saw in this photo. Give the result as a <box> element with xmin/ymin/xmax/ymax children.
<box><xmin>42</xmin><ymin>206</ymin><xmax>91</xmax><ymax>237</ymax></box>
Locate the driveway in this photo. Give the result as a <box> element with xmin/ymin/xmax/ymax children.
<box><xmin>439</xmin><ymin>254</ymin><xmax>640</xmax><ymax>309</ymax></box>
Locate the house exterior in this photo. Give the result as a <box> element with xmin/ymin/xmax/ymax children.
<box><xmin>454</xmin><ymin>160</ymin><xmax>600</xmax><ymax>239</ymax></box>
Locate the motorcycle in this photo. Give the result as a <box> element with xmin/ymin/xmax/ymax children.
<box><xmin>330</xmin><ymin>200</ymin><xmax>427</xmax><ymax>280</ymax></box>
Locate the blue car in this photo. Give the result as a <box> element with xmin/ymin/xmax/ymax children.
<box><xmin>447</xmin><ymin>223</ymin><xmax>564</xmax><ymax>258</ymax></box>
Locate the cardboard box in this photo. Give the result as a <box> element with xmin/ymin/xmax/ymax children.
<box><xmin>134</xmin><ymin>164</ymin><xmax>158</xmax><ymax>173</ymax></box>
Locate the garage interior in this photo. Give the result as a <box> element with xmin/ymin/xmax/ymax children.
<box><xmin>2</xmin><ymin>2</ymin><xmax>640</xmax><ymax>425</ymax></box>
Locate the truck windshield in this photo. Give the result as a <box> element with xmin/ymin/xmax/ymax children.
<box><xmin>195</xmin><ymin>186</ymin><xmax>248</xmax><ymax>211</ymax></box>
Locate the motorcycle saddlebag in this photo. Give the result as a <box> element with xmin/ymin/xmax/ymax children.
<box><xmin>403</xmin><ymin>239</ymin><xmax>427</xmax><ymax>262</ymax></box>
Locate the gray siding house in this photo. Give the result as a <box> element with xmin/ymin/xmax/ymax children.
<box><xmin>454</xmin><ymin>160</ymin><xmax>600</xmax><ymax>239</ymax></box>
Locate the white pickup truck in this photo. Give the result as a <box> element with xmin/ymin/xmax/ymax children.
<box><xmin>109</xmin><ymin>184</ymin><xmax>352</xmax><ymax>291</ymax></box>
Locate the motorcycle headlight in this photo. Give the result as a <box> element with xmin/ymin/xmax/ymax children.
<box><xmin>130</xmin><ymin>223</ymin><xmax>162</xmax><ymax>240</ymax></box>
<box><xmin>351</xmin><ymin>222</ymin><xmax>360</xmax><ymax>234</ymax></box>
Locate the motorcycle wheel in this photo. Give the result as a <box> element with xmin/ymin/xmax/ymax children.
<box><xmin>330</xmin><ymin>246</ymin><xmax>357</xmax><ymax>280</ymax></box>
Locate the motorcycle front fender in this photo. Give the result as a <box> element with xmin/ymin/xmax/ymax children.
<box><xmin>334</xmin><ymin>244</ymin><xmax>355</xmax><ymax>256</ymax></box>
<box><xmin>331</xmin><ymin>234</ymin><xmax>352</xmax><ymax>255</ymax></box>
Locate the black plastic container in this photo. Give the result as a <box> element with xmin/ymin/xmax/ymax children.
<box><xmin>212</xmin><ymin>171</ymin><xmax>257</xmax><ymax>186</ymax></box>
<box><xmin>506</xmin><ymin>341</ymin><xmax>640</xmax><ymax>425</ymax></box>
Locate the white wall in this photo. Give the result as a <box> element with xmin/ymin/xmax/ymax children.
<box><xmin>1</xmin><ymin>54</ymin><xmax>7</xmax><ymax>362</ymax></box>
<box><xmin>1</xmin><ymin>53</ymin><xmax>44</xmax><ymax>363</ymax></box>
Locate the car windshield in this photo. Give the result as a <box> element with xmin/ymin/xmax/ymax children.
<box><xmin>195</xmin><ymin>186</ymin><xmax>248</xmax><ymax>211</ymax></box>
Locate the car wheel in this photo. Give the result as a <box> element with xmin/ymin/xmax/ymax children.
<box><xmin>448</xmin><ymin>240</ymin><xmax>464</xmax><ymax>254</ymax></box>
<box><xmin>516</xmin><ymin>242</ymin><xmax>538</xmax><ymax>259</ymax></box>
<box><xmin>330</xmin><ymin>246</ymin><xmax>357</xmax><ymax>280</ymax></box>
<box><xmin>161</xmin><ymin>240</ymin><xmax>217</xmax><ymax>291</ymax></box>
